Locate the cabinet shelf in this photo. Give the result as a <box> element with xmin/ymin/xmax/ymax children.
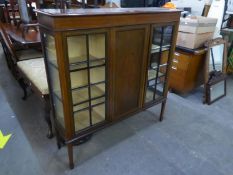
<box><xmin>71</xmin><ymin>80</ymin><xmax>105</xmax><ymax>91</ymax></box>
<box><xmin>150</xmin><ymin>63</ymin><xmax>168</xmax><ymax>70</ymax></box>
<box><xmin>148</xmin><ymin>69</ymin><xmax>165</xmax><ymax>81</ymax></box>
<box><xmin>145</xmin><ymin>88</ymin><xmax>163</xmax><ymax>103</ymax></box>
<box><xmin>69</xmin><ymin>55</ymin><xmax>105</xmax><ymax>72</ymax></box>
<box><xmin>151</xmin><ymin>44</ymin><xmax>170</xmax><ymax>53</ymax></box>
<box><xmin>74</xmin><ymin>104</ymin><xmax>105</xmax><ymax>131</ymax></box>
<box><xmin>72</xmin><ymin>84</ymin><xmax>105</xmax><ymax>112</ymax></box>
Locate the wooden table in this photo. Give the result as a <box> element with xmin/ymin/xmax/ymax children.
<box><xmin>2</xmin><ymin>23</ymin><xmax>41</xmax><ymax>46</ymax></box>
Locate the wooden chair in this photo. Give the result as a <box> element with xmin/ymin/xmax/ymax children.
<box><xmin>17</xmin><ymin>0</ymin><xmax>38</xmax><ymax>38</ymax></box>
<box><xmin>0</xmin><ymin>23</ymin><xmax>42</xmax><ymax>74</ymax></box>
<box><xmin>0</xmin><ymin>22</ymin><xmax>53</xmax><ymax>138</ymax></box>
<box><xmin>3</xmin><ymin>0</ymin><xmax>20</xmax><ymax>25</ymax></box>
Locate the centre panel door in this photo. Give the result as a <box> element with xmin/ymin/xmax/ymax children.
<box><xmin>112</xmin><ymin>25</ymin><xmax>149</xmax><ymax>119</ymax></box>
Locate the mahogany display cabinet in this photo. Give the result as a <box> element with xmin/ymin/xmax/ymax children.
<box><xmin>36</xmin><ymin>8</ymin><xmax>181</xmax><ymax>169</ymax></box>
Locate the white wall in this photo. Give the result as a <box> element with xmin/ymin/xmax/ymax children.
<box><xmin>106</xmin><ymin>0</ymin><xmax>121</xmax><ymax>7</ymax></box>
<box><xmin>171</xmin><ymin>0</ymin><xmax>206</xmax><ymax>16</ymax></box>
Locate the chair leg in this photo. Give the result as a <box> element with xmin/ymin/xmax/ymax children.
<box><xmin>68</xmin><ymin>144</ymin><xmax>74</xmax><ymax>169</ymax></box>
<box><xmin>159</xmin><ymin>101</ymin><xmax>166</xmax><ymax>122</ymax></box>
<box><xmin>55</xmin><ymin>128</ymin><xmax>62</xmax><ymax>149</ymax></box>
<box><xmin>44</xmin><ymin>102</ymin><xmax>53</xmax><ymax>139</ymax></box>
<box><xmin>18</xmin><ymin>78</ymin><xmax>28</xmax><ymax>100</ymax></box>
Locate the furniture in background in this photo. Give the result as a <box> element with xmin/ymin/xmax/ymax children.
<box><xmin>169</xmin><ymin>46</ymin><xmax>207</xmax><ymax>94</ymax></box>
<box><xmin>221</xmin><ymin>28</ymin><xmax>233</xmax><ymax>73</ymax></box>
<box><xmin>0</xmin><ymin>22</ymin><xmax>53</xmax><ymax>138</ymax></box>
<box><xmin>3</xmin><ymin>0</ymin><xmax>20</xmax><ymax>25</ymax></box>
<box><xmin>53</xmin><ymin>0</ymin><xmax>104</xmax><ymax>9</ymax></box>
<box><xmin>17</xmin><ymin>0</ymin><xmax>38</xmax><ymax>38</ymax></box>
<box><xmin>220</xmin><ymin>0</ymin><xmax>233</xmax><ymax>73</ymax></box>
<box><xmin>204</xmin><ymin>38</ymin><xmax>227</xmax><ymax>104</ymax></box>
<box><xmin>120</xmin><ymin>0</ymin><xmax>170</xmax><ymax>7</ymax></box>
<box><xmin>2</xmin><ymin>22</ymin><xmax>41</xmax><ymax>46</ymax></box>
<box><xmin>36</xmin><ymin>7</ymin><xmax>180</xmax><ymax>169</ymax></box>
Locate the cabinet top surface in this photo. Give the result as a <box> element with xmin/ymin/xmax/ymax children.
<box><xmin>35</xmin><ymin>7</ymin><xmax>180</xmax><ymax>17</ymax></box>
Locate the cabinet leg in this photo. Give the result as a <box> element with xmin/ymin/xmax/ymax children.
<box><xmin>159</xmin><ymin>101</ymin><xmax>166</xmax><ymax>122</ymax></box>
<box><xmin>68</xmin><ymin>144</ymin><xmax>74</xmax><ymax>169</ymax></box>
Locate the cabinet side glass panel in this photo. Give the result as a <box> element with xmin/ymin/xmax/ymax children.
<box><xmin>44</xmin><ymin>34</ymin><xmax>65</xmax><ymax>127</ymax></box>
<box><xmin>145</xmin><ymin>26</ymin><xmax>173</xmax><ymax>104</ymax></box>
<box><xmin>67</xmin><ymin>33</ymin><xmax>106</xmax><ymax>132</ymax></box>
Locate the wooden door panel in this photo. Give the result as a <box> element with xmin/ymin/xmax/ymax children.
<box><xmin>113</xmin><ymin>26</ymin><xmax>148</xmax><ymax>119</ymax></box>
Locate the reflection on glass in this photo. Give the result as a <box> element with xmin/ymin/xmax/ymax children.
<box><xmin>53</xmin><ymin>95</ymin><xmax>65</xmax><ymax>127</ymax></box>
<box><xmin>145</xmin><ymin>25</ymin><xmax>173</xmax><ymax>104</ymax></box>
<box><xmin>45</xmin><ymin>35</ymin><xmax>57</xmax><ymax>66</ymax></box>
<box><xmin>209</xmin><ymin>44</ymin><xmax>224</xmax><ymax>72</ymax></box>
<box><xmin>48</xmin><ymin>64</ymin><xmax>61</xmax><ymax>97</ymax></box>
<box><xmin>44</xmin><ymin>34</ymin><xmax>65</xmax><ymax>127</ymax></box>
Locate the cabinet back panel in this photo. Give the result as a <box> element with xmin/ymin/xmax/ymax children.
<box><xmin>114</xmin><ymin>27</ymin><xmax>146</xmax><ymax>118</ymax></box>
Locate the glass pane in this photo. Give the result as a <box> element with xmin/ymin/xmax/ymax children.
<box><xmin>145</xmin><ymin>87</ymin><xmax>154</xmax><ymax>103</ymax></box>
<box><xmin>89</xmin><ymin>33</ymin><xmax>106</xmax><ymax>59</ymax></box>
<box><xmin>159</xmin><ymin>65</ymin><xmax>167</xmax><ymax>78</ymax></box>
<box><xmin>163</xmin><ymin>26</ymin><xmax>173</xmax><ymax>47</ymax></box>
<box><xmin>44</xmin><ymin>34</ymin><xmax>65</xmax><ymax>127</ymax></box>
<box><xmin>72</xmin><ymin>87</ymin><xmax>89</xmax><ymax>105</ymax></box>
<box><xmin>90</xmin><ymin>66</ymin><xmax>105</xmax><ymax>84</ymax></box>
<box><xmin>48</xmin><ymin>63</ymin><xmax>60</xmax><ymax>95</ymax></box>
<box><xmin>152</xmin><ymin>27</ymin><xmax>162</xmax><ymax>46</ymax></box>
<box><xmin>92</xmin><ymin>103</ymin><xmax>105</xmax><ymax>125</ymax></box>
<box><xmin>209</xmin><ymin>44</ymin><xmax>224</xmax><ymax>72</ymax></box>
<box><xmin>53</xmin><ymin>95</ymin><xmax>65</xmax><ymax>127</ymax></box>
<box><xmin>45</xmin><ymin>34</ymin><xmax>57</xmax><ymax>66</ymax></box>
<box><xmin>210</xmin><ymin>81</ymin><xmax>225</xmax><ymax>102</ymax></box>
<box><xmin>67</xmin><ymin>35</ymin><xmax>87</xmax><ymax>67</ymax></box>
<box><xmin>91</xmin><ymin>96</ymin><xmax>105</xmax><ymax>106</ymax></box>
<box><xmin>73</xmin><ymin>102</ymin><xmax>89</xmax><ymax>113</ymax></box>
<box><xmin>91</xmin><ymin>83</ymin><xmax>105</xmax><ymax>99</ymax></box>
<box><xmin>70</xmin><ymin>70</ymin><xmax>88</xmax><ymax>89</ymax></box>
<box><xmin>145</xmin><ymin>25</ymin><xmax>173</xmax><ymax>104</ymax></box>
<box><xmin>69</xmin><ymin>32</ymin><xmax>107</xmax><ymax>132</ymax></box>
<box><xmin>74</xmin><ymin>109</ymin><xmax>90</xmax><ymax>131</ymax></box>
<box><xmin>148</xmin><ymin>69</ymin><xmax>156</xmax><ymax>81</ymax></box>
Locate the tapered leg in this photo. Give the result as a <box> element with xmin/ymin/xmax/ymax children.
<box><xmin>18</xmin><ymin>78</ymin><xmax>28</xmax><ymax>100</ymax></box>
<box><xmin>159</xmin><ymin>101</ymin><xmax>166</xmax><ymax>122</ymax></box>
<box><xmin>44</xmin><ymin>102</ymin><xmax>53</xmax><ymax>139</ymax></box>
<box><xmin>68</xmin><ymin>144</ymin><xmax>74</xmax><ymax>169</ymax></box>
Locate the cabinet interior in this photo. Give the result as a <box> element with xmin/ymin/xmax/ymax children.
<box><xmin>67</xmin><ymin>33</ymin><xmax>107</xmax><ymax>132</ymax></box>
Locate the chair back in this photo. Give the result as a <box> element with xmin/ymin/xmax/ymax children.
<box><xmin>0</xmin><ymin>22</ymin><xmax>17</xmax><ymax>60</ymax></box>
<box><xmin>18</xmin><ymin>0</ymin><xmax>31</xmax><ymax>24</ymax></box>
<box><xmin>4</xmin><ymin>0</ymin><xmax>19</xmax><ymax>25</ymax></box>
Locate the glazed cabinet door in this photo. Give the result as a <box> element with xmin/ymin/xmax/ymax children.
<box><xmin>144</xmin><ymin>24</ymin><xmax>174</xmax><ymax>105</ymax></box>
<box><xmin>42</xmin><ymin>33</ymin><xmax>66</xmax><ymax>129</ymax></box>
<box><xmin>112</xmin><ymin>25</ymin><xmax>149</xmax><ymax>120</ymax></box>
<box><xmin>65</xmin><ymin>30</ymin><xmax>108</xmax><ymax>133</ymax></box>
